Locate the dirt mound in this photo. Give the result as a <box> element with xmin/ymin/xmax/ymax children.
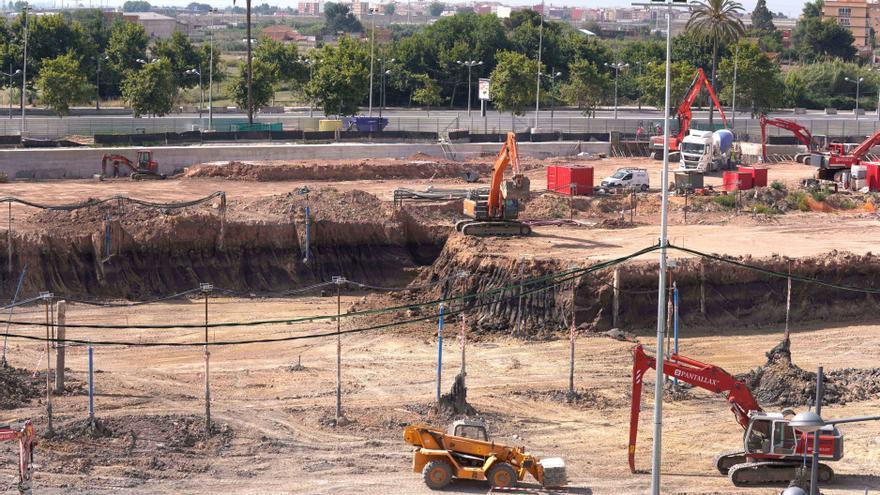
<box><xmin>522</xmin><ymin>193</ymin><xmax>572</xmax><ymax>220</ymax></box>
<box><xmin>436</xmin><ymin>373</ymin><xmax>475</xmax><ymax>417</ymax></box>
<box><xmin>54</xmin><ymin>414</ymin><xmax>233</xmax><ymax>448</ymax></box>
<box><xmin>740</xmin><ymin>339</ymin><xmax>880</xmax><ymax>406</ymax></box>
<box><xmin>184</xmin><ymin>158</ymin><xmax>491</xmax><ymax>182</ymax></box>
<box><xmin>0</xmin><ymin>365</ymin><xmax>42</xmax><ymax>409</ymax></box>
<box><xmin>509</xmin><ymin>388</ymin><xmax>619</xmax><ymax>409</ymax></box>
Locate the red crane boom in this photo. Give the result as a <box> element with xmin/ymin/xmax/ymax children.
<box><xmin>650</xmin><ymin>68</ymin><xmax>728</xmax><ymax>157</ymax></box>
<box><xmin>759</xmin><ymin>114</ymin><xmax>813</xmax><ymax>162</ymax></box>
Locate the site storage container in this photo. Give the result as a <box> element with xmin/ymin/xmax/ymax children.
<box><xmin>547</xmin><ymin>165</ymin><xmax>594</xmax><ymax>195</ymax></box>
<box><xmin>865</xmin><ymin>162</ymin><xmax>880</xmax><ymax>192</ymax></box>
<box><xmin>738</xmin><ymin>166</ymin><xmax>768</xmax><ymax>187</ymax></box>
<box><xmin>723</xmin><ymin>171</ymin><xmax>753</xmax><ymax>191</ymax></box>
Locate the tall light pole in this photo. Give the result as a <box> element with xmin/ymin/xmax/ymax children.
<box><xmin>540</xmin><ymin>70</ymin><xmax>562</xmax><ymax>128</ymax></box>
<box><xmin>632</xmin><ymin>2</ymin><xmax>690</xmax><ymax>494</ymax></box>
<box><xmin>368</xmin><ymin>7</ymin><xmax>378</xmax><ymax>116</ymax></box>
<box><xmin>457</xmin><ymin>60</ymin><xmax>482</xmax><ymax>116</ymax></box>
<box><xmin>845</xmin><ymin>76</ymin><xmax>864</xmax><ymax>120</ymax></box>
<box><xmin>95</xmin><ymin>55</ymin><xmax>108</xmax><ymax>110</ymax></box>
<box><xmin>731</xmin><ymin>44</ymin><xmax>738</xmax><ymax>130</ymax></box>
<box><xmin>20</xmin><ymin>3</ymin><xmax>30</xmax><ymax>136</ymax></box>
<box><xmin>2</xmin><ymin>68</ymin><xmax>21</xmax><ymax>119</ymax></box>
<box><xmin>208</xmin><ymin>8</ymin><xmax>217</xmax><ymax>130</ymax></box>
<box><xmin>186</xmin><ymin>68</ymin><xmax>204</xmax><ymax>122</ymax></box>
<box><xmin>302</xmin><ymin>57</ymin><xmax>315</xmax><ymax>118</ymax></box>
<box><xmin>533</xmin><ymin>0</ymin><xmax>545</xmax><ymax>129</ymax></box>
<box><xmin>378</xmin><ymin>58</ymin><xmax>394</xmax><ymax>118</ymax></box>
<box><xmin>605</xmin><ymin>62</ymin><xmax>629</xmax><ymax>119</ymax></box>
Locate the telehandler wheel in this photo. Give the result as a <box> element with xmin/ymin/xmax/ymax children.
<box><xmin>422</xmin><ymin>459</ymin><xmax>453</xmax><ymax>489</ymax></box>
<box><xmin>487</xmin><ymin>462</ymin><xmax>517</xmax><ymax>488</ymax></box>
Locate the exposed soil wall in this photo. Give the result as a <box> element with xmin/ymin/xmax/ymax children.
<box><xmin>0</xmin><ymin>189</ymin><xmax>447</xmax><ymax>299</ymax></box>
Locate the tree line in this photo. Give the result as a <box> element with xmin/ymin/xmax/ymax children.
<box><xmin>0</xmin><ymin>0</ymin><xmax>874</xmax><ymax>118</ymax></box>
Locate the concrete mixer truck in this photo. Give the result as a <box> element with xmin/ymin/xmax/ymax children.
<box><xmin>678</xmin><ymin>128</ymin><xmax>734</xmax><ymax>173</ymax></box>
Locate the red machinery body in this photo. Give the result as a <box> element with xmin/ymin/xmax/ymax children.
<box><xmin>758</xmin><ymin>115</ymin><xmax>814</xmax><ymax>162</ymax></box>
<box><xmin>0</xmin><ymin>420</ymin><xmax>35</xmax><ymax>495</ymax></box>
<box><xmin>629</xmin><ymin>345</ymin><xmax>843</xmax><ymax>486</ymax></box>
<box><xmin>651</xmin><ymin>68</ymin><xmax>728</xmax><ymax>157</ymax></box>
<box><xmin>101</xmin><ymin>150</ymin><xmax>163</xmax><ymax>179</ymax></box>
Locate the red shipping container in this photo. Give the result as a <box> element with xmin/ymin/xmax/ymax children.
<box><xmin>738</xmin><ymin>166</ymin><xmax>768</xmax><ymax>187</ymax></box>
<box><xmin>547</xmin><ymin>165</ymin><xmax>594</xmax><ymax>196</ymax></box>
<box><xmin>866</xmin><ymin>163</ymin><xmax>880</xmax><ymax>192</ymax></box>
<box><xmin>723</xmin><ymin>171</ymin><xmax>753</xmax><ymax>191</ymax></box>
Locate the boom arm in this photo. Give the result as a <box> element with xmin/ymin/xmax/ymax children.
<box><xmin>628</xmin><ymin>345</ymin><xmax>760</xmax><ymax>473</ymax></box>
<box><xmin>675</xmin><ymin>68</ymin><xmax>728</xmax><ymax>144</ymax></box>
<box><xmin>848</xmin><ymin>128</ymin><xmax>880</xmax><ymax>160</ymax></box>
<box><xmin>487</xmin><ymin>132</ymin><xmax>520</xmax><ymax>217</ymax></box>
<box><xmin>101</xmin><ymin>154</ymin><xmax>135</xmax><ymax>178</ymax></box>
<box><xmin>759</xmin><ymin>115</ymin><xmax>814</xmax><ymax>162</ymax></box>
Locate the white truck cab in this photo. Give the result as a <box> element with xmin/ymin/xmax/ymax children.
<box><xmin>600</xmin><ymin>168</ymin><xmax>650</xmax><ymax>191</ymax></box>
<box><xmin>679</xmin><ymin>129</ymin><xmax>733</xmax><ymax>173</ymax></box>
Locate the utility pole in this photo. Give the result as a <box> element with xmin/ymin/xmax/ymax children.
<box><xmin>41</xmin><ymin>291</ymin><xmax>54</xmax><ymax>436</ymax></box>
<box><xmin>368</xmin><ymin>8</ymin><xmax>377</xmax><ymax>117</ymax></box>
<box><xmin>457</xmin><ymin>60</ymin><xmax>483</xmax><ymax>116</ymax></box>
<box><xmin>533</xmin><ymin>0</ymin><xmax>544</xmax><ymax>129</ymax></box>
<box><xmin>201</xmin><ymin>283</ymin><xmax>212</xmax><ymax>438</ymax></box>
<box><xmin>605</xmin><ymin>62</ymin><xmax>629</xmax><ymax>120</ymax></box>
<box><xmin>731</xmin><ymin>44</ymin><xmax>738</xmax><ymax>130</ymax></box>
<box><xmin>246</xmin><ymin>0</ymin><xmax>253</xmax><ymax>125</ymax></box>
<box><xmin>21</xmin><ymin>4</ymin><xmax>30</xmax><ymax>136</ymax></box>
<box><xmin>208</xmin><ymin>8</ymin><xmax>217</xmax><ymax>130</ymax></box>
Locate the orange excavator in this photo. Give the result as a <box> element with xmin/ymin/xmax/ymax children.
<box><xmin>650</xmin><ymin>68</ymin><xmax>728</xmax><ymax>160</ymax></box>
<box><xmin>629</xmin><ymin>344</ymin><xmax>846</xmax><ymax>486</ymax></box>
<box><xmin>1</xmin><ymin>420</ymin><xmax>35</xmax><ymax>495</ymax></box>
<box><xmin>100</xmin><ymin>150</ymin><xmax>165</xmax><ymax>180</ymax></box>
<box><xmin>455</xmin><ymin>132</ymin><xmax>531</xmax><ymax>236</ymax></box>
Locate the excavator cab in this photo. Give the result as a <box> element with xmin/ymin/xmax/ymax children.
<box><xmin>744</xmin><ymin>415</ymin><xmax>796</xmax><ymax>456</ymax></box>
<box><xmin>447</xmin><ymin>420</ymin><xmax>488</xmax><ymax>441</ymax></box>
<box><xmin>137</xmin><ymin>150</ymin><xmax>153</xmax><ymax>169</ymax></box>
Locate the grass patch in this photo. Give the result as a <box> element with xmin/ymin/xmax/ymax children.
<box><xmin>810</xmin><ymin>190</ymin><xmax>828</xmax><ymax>202</ymax></box>
<box><xmin>713</xmin><ymin>194</ymin><xmax>737</xmax><ymax>209</ymax></box>
<box><xmin>752</xmin><ymin>204</ymin><xmax>781</xmax><ymax>215</ymax></box>
<box><xmin>770</xmin><ymin>180</ymin><xmax>786</xmax><ymax>191</ymax></box>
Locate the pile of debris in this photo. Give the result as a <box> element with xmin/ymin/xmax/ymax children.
<box><xmin>740</xmin><ymin>339</ymin><xmax>880</xmax><ymax>406</ymax></box>
<box><xmin>435</xmin><ymin>373</ymin><xmax>475</xmax><ymax>417</ymax></box>
<box><xmin>0</xmin><ymin>365</ymin><xmax>42</xmax><ymax>409</ymax></box>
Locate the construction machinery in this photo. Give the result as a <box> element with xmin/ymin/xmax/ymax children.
<box><xmin>810</xmin><ymin>127</ymin><xmax>880</xmax><ymax>181</ymax></box>
<box><xmin>758</xmin><ymin>115</ymin><xmax>823</xmax><ymax>164</ymax></box>
<box><xmin>404</xmin><ymin>420</ymin><xmax>566</xmax><ymax>490</ymax></box>
<box><xmin>455</xmin><ymin>132</ymin><xmax>531</xmax><ymax>236</ymax></box>
<box><xmin>650</xmin><ymin>68</ymin><xmax>728</xmax><ymax>160</ymax></box>
<box><xmin>100</xmin><ymin>150</ymin><xmax>165</xmax><ymax>180</ymax></box>
<box><xmin>629</xmin><ymin>345</ymin><xmax>845</xmax><ymax>486</ymax></box>
<box><xmin>1</xmin><ymin>420</ymin><xmax>35</xmax><ymax>495</ymax></box>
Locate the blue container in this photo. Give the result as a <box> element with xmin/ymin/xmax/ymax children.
<box><xmin>343</xmin><ymin>117</ymin><xmax>389</xmax><ymax>132</ymax></box>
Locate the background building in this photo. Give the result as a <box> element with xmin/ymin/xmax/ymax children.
<box><xmin>822</xmin><ymin>0</ymin><xmax>870</xmax><ymax>50</ymax></box>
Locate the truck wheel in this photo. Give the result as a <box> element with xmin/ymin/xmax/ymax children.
<box><xmin>423</xmin><ymin>460</ymin><xmax>453</xmax><ymax>489</ymax></box>
<box><xmin>640</xmin><ymin>184</ymin><xmax>648</xmax><ymax>192</ymax></box>
<box><xmin>487</xmin><ymin>462</ymin><xmax>517</xmax><ymax>488</ymax></box>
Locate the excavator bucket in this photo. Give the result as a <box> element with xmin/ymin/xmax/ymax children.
<box><xmin>538</xmin><ymin>457</ymin><xmax>567</xmax><ymax>487</ymax></box>
<box><xmin>501</xmin><ymin>174</ymin><xmax>530</xmax><ymax>201</ymax></box>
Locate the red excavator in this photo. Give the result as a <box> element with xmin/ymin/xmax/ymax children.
<box><xmin>1</xmin><ymin>420</ymin><xmax>35</xmax><ymax>495</ymax></box>
<box><xmin>629</xmin><ymin>345</ymin><xmax>844</xmax><ymax>486</ymax></box>
<box><xmin>455</xmin><ymin>132</ymin><xmax>531</xmax><ymax>236</ymax></box>
<box><xmin>100</xmin><ymin>150</ymin><xmax>165</xmax><ymax>180</ymax></box>
<box><xmin>758</xmin><ymin>115</ymin><xmax>821</xmax><ymax>164</ymax></box>
<box><xmin>812</xmin><ymin>128</ymin><xmax>880</xmax><ymax>181</ymax></box>
<box><xmin>650</xmin><ymin>68</ymin><xmax>728</xmax><ymax>160</ymax></box>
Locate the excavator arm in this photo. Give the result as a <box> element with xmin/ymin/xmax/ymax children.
<box><xmin>847</xmin><ymin>127</ymin><xmax>880</xmax><ymax>160</ymax></box>
<box><xmin>101</xmin><ymin>154</ymin><xmax>135</xmax><ymax>178</ymax></box>
<box><xmin>675</xmin><ymin>68</ymin><xmax>728</xmax><ymax>145</ymax></box>
<box><xmin>487</xmin><ymin>132</ymin><xmax>522</xmax><ymax>217</ymax></box>
<box><xmin>628</xmin><ymin>345</ymin><xmax>760</xmax><ymax>473</ymax></box>
<box><xmin>0</xmin><ymin>420</ymin><xmax>35</xmax><ymax>495</ymax></box>
<box><xmin>759</xmin><ymin>115</ymin><xmax>814</xmax><ymax>162</ymax></box>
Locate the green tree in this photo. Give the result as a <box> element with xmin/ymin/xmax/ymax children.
<box><xmin>791</xmin><ymin>17</ymin><xmax>856</xmax><ymax>61</ymax></box>
<box><xmin>636</xmin><ymin>60</ymin><xmax>698</xmax><ymax>108</ymax></box>
<box><xmin>228</xmin><ymin>59</ymin><xmax>277</xmax><ymax>110</ymax></box>
<box><xmin>7</xmin><ymin>13</ymin><xmax>88</xmax><ymax>84</ymax></box>
<box><xmin>36</xmin><ymin>52</ymin><xmax>92</xmax><ymax>116</ymax></box>
<box><xmin>323</xmin><ymin>3</ymin><xmax>363</xmax><ymax>34</ymax></box>
<box><xmin>412</xmin><ymin>74</ymin><xmax>442</xmax><ymax>111</ymax></box>
<box><xmin>122</xmin><ymin>0</ymin><xmax>151</xmax><ymax>12</ymax></box>
<box><xmin>154</xmin><ymin>31</ymin><xmax>203</xmax><ymax>93</ymax></box>
<box><xmin>428</xmin><ymin>2</ymin><xmax>445</xmax><ymax>16</ymax></box>
<box><xmin>308</xmin><ymin>36</ymin><xmax>369</xmax><ymax>115</ymax></box>
<box><xmin>685</xmin><ymin>0</ymin><xmax>745</xmax><ymax>124</ymax></box>
<box><xmin>751</xmin><ymin>0</ymin><xmax>775</xmax><ymax>32</ymax></box>
<box><xmin>783</xmin><ymin>60</ymin><xmax>879</xmax><ymax>110</ymax></box>
<box><xmin>384</xmin><ymin>2</ymin><xmax>396</xmax><ymax>16</ymax></box>
<box><xmin>255</xmin><ymin>37</ymin><xmax>307</xmax><ymax>86</ymax></box>
<box><xmin>802</xmin><ymin>0</ymin><xmax>824</xmax><ymax>19</ymax></box>
<box><xmin>559</xmin><ymin>59</ymin><xmax>611</xmax><ymax>117</ymax></box>
<box><xmin>717</xmin><ymin>41</ymin><xmax>783</xmax><ymax>115</ymax></box>
<box><xmin>103</xmin><ymin>20</ymin><xmax>149</xmax><ymax>98</ymax></box>
<box><xmin>122</xmin><ymin>58</ymin><xmax>175</xmax><ymax>117</ymax></box>
<box><xmin>489</xmin><ymin>50</ymin><xmax>540</xmax><ymax>129</ymax></box>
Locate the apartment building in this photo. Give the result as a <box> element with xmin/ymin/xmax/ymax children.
<box><xmin>822</xmin><ymin>0</ymin><xmax>870</xmax><ymax>49</ymax></box>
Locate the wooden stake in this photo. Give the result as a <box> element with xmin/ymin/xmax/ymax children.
<box><xmin>784</xmin><ymin>276</ymin><xmax>792</xmax><ymax>341</ymax></box>
<box><xmin>568</xmin><ymin>278</ymin><xmax>576</xmax><ymax>396</ymax></box>
<box><xmin>54</xmin><ymin>301</ymin><xmax>65</xmax><ymax>395</ymax></box>
<box><xmin>514</xmin><ymin>259</ymin><xmax>525</xmax><ymax>337</ymax></box>
<box><xmin>700</xmin><ymin>262</ymin><xmax>706</xmax><ymax>317</ymax></box>
<box><xmin>333</xmin><ymin>276</ymin><xmax>345</xmax><ymax>423</ymax></box>
<box><xmin>43</xmin><ymin>293</ymin><xmax>53</xmax><ymax>436</ymax></box>
<box><xmin>203</xmin><ymin>286</ymin><xmax>211</xmax><ymax>438</ymax></box>
<box><xmin>612</xmin><ymin>267</ymin><xmax>620</xmax><ymax>328</ymax></box>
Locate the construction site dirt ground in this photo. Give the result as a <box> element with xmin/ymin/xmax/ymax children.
<box><xmin>1</xmin><ymin>298</ymin><xmax>879</xmax><ymax>494</ymax></box>
<box><xmin>1</xmin><ymin>154</ymin><xmax>880</xmax><ymax>494</ymax></box>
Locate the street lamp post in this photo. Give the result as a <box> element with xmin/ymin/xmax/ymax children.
<box><xmin>368</xmin><ymin>7</ymin><xmax>378</xmax><ymax>116</ymax></box>
<box><xmin>2</xmin><ymin>68</ymin><xmax>21</xmax><ymax>119</ymax></box>
<box><xmin>95</xmin><ymin>54</ymin><xmax>108</xmax><ymax>111</ymax></box>
<box><xmin>605</xmin><ymin>62</ymin><xmax>629</xmax><ymax>120</ymax></box>
<box><xmin>21</xmin><ymin>3</ymin><xmax>31</xmax><ymax>136</ymax></box>
<box><xmin>731</xmin><ymin>44</ymin><xmax>738</xmax><ymax>130</ymax></box>
<box><xmin>302</xmin><ymin>57</ymin><xmax>315</xmax><ymax>118</ymax></box>
<box><xmin>533</xmin><ymin>1</ymin><xmax>545</xmax><ymax>129</ymax></box>
<box><xmin>457</xmin><ymin>60</ymin><xmax>483</xmax><ymax>117</ymax></box>
<box><xmin>378</xmin><ymin>58</ymin><xmax>395</xmax><ymax>118</ymax></box>
<box><xmin>186</xmin><ymin>68</ymin><xmax>204</xmax><ymax>122</ymax></box>
<box><xmin>540</xmin><ymin>70</ymin><xmax>562</xmax><ymax>129</ymax></box>
<box><xmin>246</xmin><ymin>0</ymin><xmax>253</xmax><ymax>125</ymax></box>
<box><xmin>845</xmin><ymin>76</ymin><xmax>864</xmax><ymax>120</ymax></box>
<box><xmin>208</xmin><ymin>8</ymin><xmax>217</xmax><ymax>130</ymax></box>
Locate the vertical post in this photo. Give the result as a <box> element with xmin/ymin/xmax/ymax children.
<box><xmin>459</xmin><ymin>312</ymin><xmax>466</xmax><ymax>387</ymax></box>
<box><xmin>568</xmin><ymin>276</ymin><xmax>576</xmax><ymax>396</ymax></box>
<box><xmin>514</xmin><ymin>259</ymin><xmax>525</xmax><ymax>337</ymax></box>
<box><xmin>42</xmin><ymin>292</ymin><xmax>53</xmax><ymax>436</ymax></box>
<box><xmin>303</xmin><ymin>206</ymin><xmax>311</xmax><ymax>263</ymax></box>
<box><xmin>333</xmin><ymin>276</ymin><xmax>345</xmax><ymax>422</ymax></box>
<box><xmin>533</xmin><ymin>0</ymin><xmax>544</xmax><ymax>129</ymax></box>
<box><xmin>21</xmin><ymin>5</ymin><xmax>28</xmax><ymax>136</ymax></box>
<box><xmin>731</xmin><ymin>44</ymin><xmax>738</xmax><ymax>131</ymax></box>
<box><xmin>368</xmin><ymin>11</ymin><xmax>375</xmax><ymax>116</ymax></box>
<box><xmin>8</xmin><ymin>200</ymin><xmax>12</xmax><ymax>273</ymax></box>
<box><xmin>54</xmin><ymin>301</ymin><xmax>65</xmax><ymax>394</ymax></box>
<box><xmin>700</xmin><ymin>262</ymin><xmax>706</xmax><ymax>317</ymax></box>
<box><xmin>785</xmin><ymin>275</ymin><xmax>792</xmax><ymax>341</ymax></box>
<box><xmin>651</xmin><ymin>5</ymin><xmax>674</xmax><ymax>493</ymax></box>
<box><xmin>672</xmin><ymin>283</ymin><xmax>679</xmax><ymax>388</ymax></box>
<box><xmin>612</xmin><ymin>267</ymin><xmax>620</xmax><ymax>328</ymax></box>
<box><xmin>202</xmin><ymin>283</ymin><xmax>212</xmax><ymax>438</ymax></box>
<box><xmin>209</xmin><ymin>10</ymin><xmax>215</xmax><ymax>130</ymax></box>
<box><xmin>246</xmin><ymin>0</ymin><xmax>253</xmax><ymax>125</ymax></box>
<box><xmin>88</xmin><ymin>342</ymin><xmax>94</xmax><ymax>424</ymax></box>
<box><xmin>810</xmin><ymin>366</ymin><xmax>824</xmax><ymax>495</ymax></box>
<box><xmin>2</xmin><ymin>263</ymin><xmax>26</xmax><ymax>366</ymax></box>
<box><xmin>436</xmin><ymin>303</ymin><xmax>445</xmax><ymax>403</ymax></box>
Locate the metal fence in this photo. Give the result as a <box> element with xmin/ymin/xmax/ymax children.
<box><xmin>3</xmin><ymin>113</ymin><xmax>880</xmax><ymax>142</ymax></box>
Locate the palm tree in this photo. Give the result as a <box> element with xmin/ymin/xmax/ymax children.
<box><xmin>686</xmin><ymin>0</ymin><xmax>745</xmax><ymax>125</ymax></box>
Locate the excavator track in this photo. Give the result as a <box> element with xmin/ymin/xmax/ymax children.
<box><xmin>460</xmin><ymin>221</ymin><xmax>531</xmax><ymax>237</ymax></box>
<box><xmin>728</xmin><ymin>461</ymin><xmax>833</xmax><ymax>486</ymax></box>
<box><xmin>713</xmin><ymin>450</ymin><xmax>746</xmax><ymax>475</ymax></box>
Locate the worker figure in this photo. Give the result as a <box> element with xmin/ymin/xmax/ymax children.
<box><xmin>636</xmin><ymin>123</ymin><xmax>645</xmax><ymax>142</ymax></box>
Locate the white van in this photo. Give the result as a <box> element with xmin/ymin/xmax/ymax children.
<box><xmin>600</xmin><ymin>168</ymin><xmax>650</xmax><ymax>191</ymax></box>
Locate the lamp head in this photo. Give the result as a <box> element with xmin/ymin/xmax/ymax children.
<box><xmin>789</xmin><ymin>411</ymin><xmax>824</xmax><ymax>433</ymax></box>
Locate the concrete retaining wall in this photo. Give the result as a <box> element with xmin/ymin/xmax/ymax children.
<box><xmin>1</xmin><ymin>141</ymin><xmax>610</xmax><ymax>179</ymax></box>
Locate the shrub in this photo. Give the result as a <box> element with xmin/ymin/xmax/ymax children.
<box><xmin>713</xmin><ymin>194</ymin><xmax>737</xmax><ymax>208</ymax></box>
<box><xmin>752</xmin><ymin>204</ymin><xmax>780</xmax><ymax>215</ymax></box>
<box><xmin>786</xmin><ymin>191</ymin><xmax>811</xmax><ymax>212</ymax></box>
<box><xmin>770</xmin><ymin>180</ymin><xmax>786</xmax><ymax>191</ymax></box>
